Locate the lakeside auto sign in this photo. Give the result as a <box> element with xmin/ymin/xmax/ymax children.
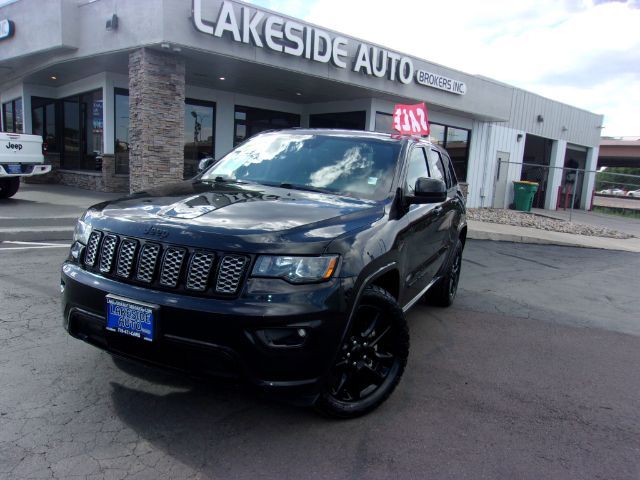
<box><xmin>192</xmin><ymin>0</ymin><xmax>466</xmax><ymax>95</ymax></box>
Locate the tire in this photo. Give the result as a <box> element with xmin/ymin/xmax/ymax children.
<box><xmin>0</xmin><ymin>177</ymin><xmax>20</xmax><ymax>199</ymax></box>
<box><xmin>315</xmin><ymin>285</ymin><xmax>409</xmax><ymax>418</ymax></box>
<box><xmin>426</xmin><ymin>238</ymin><xmax>463</xmax><ymax>307</ymax></box>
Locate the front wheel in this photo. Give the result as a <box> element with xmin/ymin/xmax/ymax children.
<box><xmin>315</xmin><ymin>285</ymin><xmax>409</xmax><ymax>418</ymax></box>
<box><xmin>0</xmin><ymin>177</ymin><xmax>20</xmax><ymax>199</ymax></box>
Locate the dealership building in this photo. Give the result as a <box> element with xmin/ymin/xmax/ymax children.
<box><xmin>0</xmin><ymin>0</ymin><xmax>604</xmax><ymax>209</ymax></box>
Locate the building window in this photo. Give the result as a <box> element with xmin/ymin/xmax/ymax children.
<box><xmin>374</xmin><ymin>112</ymin><xmax>393</xmax><ymax>134</ymax></box>
<box><xmin>309</xmin><ymin>111</ymin><xmax>366</xmax><ymax>130</ymax></box>
<box><xmin>184</xmin><ymin>99</ymin><xmax>215</xmax><ymax>179</ymax></box>
<box><xmin>2</xmin><ymin>97</ymin><xmax>23</xmax><ymax>133</ymax></box>
<box><xmin>234</xmin><ymin>106</ymin><xmax>300</xmax><ymax>146</ymax></box>
<box><xmin>31</xmin><ymin>97</ymin><xmax>58</xmax><ymax>152</ymax></box>
<box><xmin>61</xmin><ymin>89</ymin><xmax>104</xmax><ymax>171</ymax></box>
<box><xmin>114</xmin><ymin>88</ymin><xmax>129</xmax><ymax>174</ymax></box>
<box><xmin>374</xmin><ymin>112</ymin><xmax>470</xmax><ymax>181</ymax></box>
<box><xmin>429</xmin><ymin>124</ymin><xmax>446</xmax><ymax>145</ymax></box>
<box><xmin>443</xmin><ymin>126</ymin><xmax>470</xmax><ymax>182</ymax></box>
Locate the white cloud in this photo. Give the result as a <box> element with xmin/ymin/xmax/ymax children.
<box><xmin>248</xmin><ymin>0</ymin><xmax>640</xmax><ymax>137</ymax></box>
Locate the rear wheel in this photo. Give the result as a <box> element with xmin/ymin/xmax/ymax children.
<box><xmin>426</xmin><ymin>238</ymin><xmax>463</xmax><ymax>307</ymax></box>
<box><xmin>315</xmin><ymin>285</ymin><xmax>409</xmax><ymax>418</ymax></box>
<box><xmin>0</xmin><ymin>177</ymin><xmax>20</xmax><ymax>199</ymax></box>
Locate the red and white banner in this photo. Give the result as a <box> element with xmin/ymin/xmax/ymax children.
<box><xmin>392</xmin><ymin>103</ymin><xmax>430</xmax><ymax>135</ymax></box>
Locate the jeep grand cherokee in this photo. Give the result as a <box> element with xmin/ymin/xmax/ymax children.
<box><xmin>61</xmin><ymin>129</ymin><xmax>466</xmax><ymax>417</ymax></box>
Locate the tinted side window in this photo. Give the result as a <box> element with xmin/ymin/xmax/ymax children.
<box><xmin>429</xmin><ymin>149</ymin><xmax>448</xmax><ymax>186</ymax></box>
<box><xmin>443</xmin><ymin>152</ymin><xmax>458</xmax><ymax>187</ymax></box>
<box><xmin>405</xmin><ymin>147</ymin><xmax>429</xmax><ymax>194</ymax></box>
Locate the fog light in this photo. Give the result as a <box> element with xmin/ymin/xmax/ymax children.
<box><xmin>255</xmin><ymin>328</ymin><xmax>309</xmax><ymax>348</ymax></box>
<box><xmin>60</xmin><ymin>280</ymin><xmax>65</xmax><ymax>294</ymax></box>
<box><xmin>69</xmin><ymin>242</ymin><xmax>84</xmax><ymax>262</ymax></box>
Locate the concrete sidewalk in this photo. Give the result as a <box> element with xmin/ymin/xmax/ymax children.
<box><xmin>468</xmin><ymin>219</ymin><xmax>640</xmax><ymax>253</ymax></box>
<box><xmin>0</xmin><ymin>183</ymin><xmax>121</xmax><ymax>242</ymax></box>
<box><xmin>2</xmin><ymin>183</ymin><xmax>640</xmax><ymax>251</ymax></box>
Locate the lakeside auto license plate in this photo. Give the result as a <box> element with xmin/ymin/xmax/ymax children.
<box><xmin>106</xmin><ymin>295</ymin><xmax>157</xmax><ymax>342</ymax></box>
<box><xmin>5</xmin><ymin>164</ymin><xmax>21</xmax><ymax>174</ymax></box>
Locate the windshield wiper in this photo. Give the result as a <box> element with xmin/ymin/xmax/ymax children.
<box><xmin>276</xmin><ymin>183</ymin><xmax>334</xmax><ymax>194</ymax></box>
<box><xmin>201</xmin><ymin>176</ymin><xmax>253</xmax><ymax>185</ymax></box>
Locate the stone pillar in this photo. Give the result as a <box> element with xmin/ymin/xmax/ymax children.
<box><xmin>128</xmin><ymin>48</ymin><xmax>185</xmax><ymax>193</ymax></box>
<box><xmin>580</xmin><ymin>146</ymin><xmax>599</xmax><ymax>210</ymax></box>
<box><xmin>544</xmin><ymin>139</ymin><xmax>567</xmax><ymax>210</ymax></box>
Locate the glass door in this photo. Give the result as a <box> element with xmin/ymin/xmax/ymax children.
<box><xmin>184</xmin><ymin>99</ymin><xmax>215</xmax><ymax>179</ymax></box>
<box><xmin>63</xmin><ymin>99</ymin><xmax>81</xmax><ymax>169</ymax></box>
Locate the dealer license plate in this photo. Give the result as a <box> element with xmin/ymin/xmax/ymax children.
<box><xmin>106</xmin><ymin>295</ymin><xmax>157</xmax><ymax>342</ymax></box>
<box><xmin>4</xmin><ymin>164</ymin><xmax>21</xmax><ymax>174</ymax></box>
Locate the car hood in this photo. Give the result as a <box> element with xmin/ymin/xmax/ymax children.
<box><xmin>85</xmin><ymin>180</ymin><xmax>385</xmax><ymax>254</ymax></box>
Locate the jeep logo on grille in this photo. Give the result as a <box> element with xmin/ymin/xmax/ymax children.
<box><xmin>144</xmin><ymin>225</ymin><xmax>169</xmax><ymax>239</ymax></box>
<box><xmin>5</xmin><ymin>142</ymin><xmax>23</xmax><ymax>150</ymax></box>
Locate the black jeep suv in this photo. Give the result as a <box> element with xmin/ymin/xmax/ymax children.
<box><xmin>62</xmin><ymin>129</ymin><xmax>466</xmax><ymax>417</ymax></box>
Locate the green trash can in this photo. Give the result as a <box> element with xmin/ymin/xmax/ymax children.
<box><xmin>513</xmin><ymin>181</ymin><xmax>539</xmax><ymax>212</ymax></box>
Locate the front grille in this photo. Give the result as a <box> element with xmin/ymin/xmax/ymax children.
<box><xmin>83</xmin><ymin>230</ymin><xmax>250</xmax><ymax>297</ymax></box>
<box><xmin>159</xmin><ymin>247</ymin><xmax>186</xmax><ymax>287</ymax></box>
<box><xmin>116</xmin><ymin>239</ymin><xmax>138</xmax><ymax>278</ymax></box>
<box><xmin>216</xmin><ymin>255</ymin><xmax>248</xmax><ymax>294</ymax></box>
<box><xmin>186</xmin><ymin>252</ymin><xmax>215</xmax><ymax>291</ymax></box>
<box><xmin>99</xmin><ymin>235</ymin><xmax>118</xmax><ymax>273</ymax></box>
<box><xmin>136</xmin><ymin>243</ymin><xmax>161</xmax><ymax>283</ymax></box>
<box><xmin>84</xmin><ymin>231</ymin><xmax>102</xmax><ymax>267</ymax></box>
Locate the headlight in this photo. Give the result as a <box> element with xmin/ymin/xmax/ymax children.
<box><xmin>73</xmin><ymin>218</ymin><xmax>92</xmax><ymax>245</ymax></box>
<box><xmin>252</xmin><ymin>255</ymin><xmax>339</xmax><ymax>283</ymax></box>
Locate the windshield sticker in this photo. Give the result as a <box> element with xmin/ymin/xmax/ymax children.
<box><xmin>368</xmin><ymin>177</ymin><xmax>378</xmax><ymax>185</ymax></box>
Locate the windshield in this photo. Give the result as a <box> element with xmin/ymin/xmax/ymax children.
<box><xmin>202</xmin><ymin>132</ymin><xmax>402</xmax><ymax>200</ymax></box>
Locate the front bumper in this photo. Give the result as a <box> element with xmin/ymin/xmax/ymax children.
<box><xmin>61</xmin><ymin>262</ymin><xmax>353</xmax><ymax>402</ymax></box>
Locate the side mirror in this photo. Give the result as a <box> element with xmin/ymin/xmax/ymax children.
<box><xmin>198</xmin><ymin>157</ymin><xmax>216</xmax><ymax>173</ymax></box>
<box><xmin>409</xmin><ymin>177</ymin><xmax>447</xmax><ymax>204</ymax></box>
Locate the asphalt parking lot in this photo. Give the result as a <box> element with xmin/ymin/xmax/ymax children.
<box><xmin>1</xmin><ymin>239</ymin><xmax>639</xmax><ymax>479</ymax></box>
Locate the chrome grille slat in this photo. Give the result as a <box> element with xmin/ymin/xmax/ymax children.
<box><xmin>99</xmin><ymin>234</ymin><xmax>118</xmax><ymax>273</ymax></box>
<box><xmin>159</xmin><ymin>247</ymin><xmax>186</xmax><ymax>287</ymax></box>
<box><xmin>216</xmin><ymin>255</ymin><xmax>248</xmax><ymax>294</ymax></box>
<box><xmin>186</xmin><ymin>252</ymin><xmax>215</xmax><ymax>291</ymax></box>
<box><xmin>136</xmin><ymin>243</ymin><xmax>161</xmax><ymax>283</ymax></box>
<box><xmin>84</xmin><ymin>231</ymin><xmax>102</xmax><ymax>267</ymax></box>
<box><xmin>116</xmin><ymin>239</ymin><xmax>138</xmax><ymax>278</ymax></box>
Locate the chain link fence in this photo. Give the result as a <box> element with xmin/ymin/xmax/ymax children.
<box><xmin>493</xmin><ymin>161</ymin><xmax>640</xmax><ymax>221</ymax></box>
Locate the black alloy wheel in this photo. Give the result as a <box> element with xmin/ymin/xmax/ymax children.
<box><xmin>426</xmin><ymin>238</ymin><xmax>463</xmax><ymax>307</ymax></box>
<box><xmin>316</xmin><ymin>286</ymin><xmax>409</xmax><ymax>418</ymax></box>
<box><xmin>448</xmin><ymin>243</ymin><xmax>462</xmax><ymax>299</ymax></box>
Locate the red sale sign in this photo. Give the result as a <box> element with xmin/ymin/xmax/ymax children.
<box><xmin>393</xmin><ymin>103</ymin><xmax>430</xmax><ymax>135</ymax></box>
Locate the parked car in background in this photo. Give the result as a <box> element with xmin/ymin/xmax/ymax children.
<box><xmin>0</xmin><ymin>132</ymin><xmax>51</xmax><ymax>198</ymax></box>
<box><xmin>598</xmin><ymin>188</ymin><xmax>626</xmax><ymax>196</ymax></box>
<box><xmin>626</xmin><ymin>189</ymin><xmax>640</xmax><ymax>198</ymax></box>
<box><xmin>61</xmin><ymin>129</ymin><xmax>467</xmax><ymax>418</ymax></box>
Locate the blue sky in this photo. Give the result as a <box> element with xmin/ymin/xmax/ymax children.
<box><xmin>246</xmin><ymin>0</ymin><xmax>640</xmax><ymax>137</ymax></box>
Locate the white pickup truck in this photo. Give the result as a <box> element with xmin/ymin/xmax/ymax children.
<box><xmin>0</xmin><ymin>132</ymin><xmax>52</xmax><ymax>198</ymax></box>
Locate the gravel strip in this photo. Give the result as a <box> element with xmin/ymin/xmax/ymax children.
<box><xmin>467</xmin><ymin>208</ymin><xmax>634</xmax><ymax>239</ymax></box>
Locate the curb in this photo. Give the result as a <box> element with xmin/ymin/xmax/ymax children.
<box><xmin>0</xmin><ymin>217</ymin><xmax>78</xmax><ymax>228</ymax></box>
<box><xmin>0</xmin><ymin>227</ymin><xmax>74</xmax><ymax>242</ymax></box>
<box><xmin>468</xmin><ymin>229</ymin><xmax>584</xmax><ymax>248</ymax></box>
<box><xmin>467</xmin><ymin>221</ymin><xmax>640</xmax><ymax>253</ymax></box>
